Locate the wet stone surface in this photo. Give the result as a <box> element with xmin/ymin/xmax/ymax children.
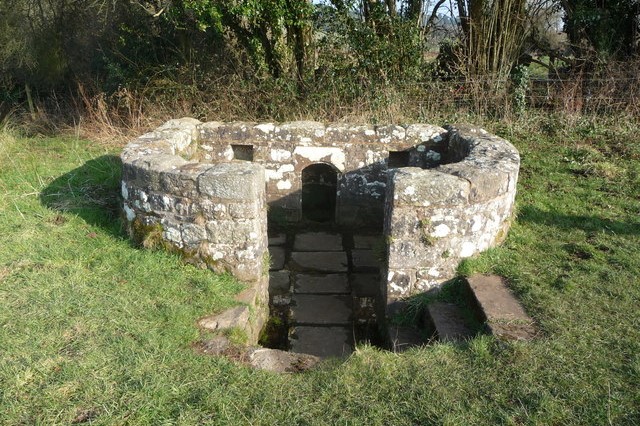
<box><xmin>262</xmin><ymin>230</ymin><xmax>382</xmax><ymax>359</ymax></box>
<box><xmin>290</xmin><ymin>251</ymin><xmax>348</xmax><ymax>273</ymax></box>
<box><xmin>295</xmin><ymin>273</ymin><xmax>350</xmax><ymax>294</ymax></box>
<box><xmin>293</xmin><ymin>232</ymin><xmax>343</xmax><ymax>252</ymax></box>
<box><xmin>269</xmin><ymin>246</ymin><xmax>287</xmax><ymax>271</ymax></box>
<box><xmin>290</xmin><ymin>326</ymin><xmax>353</xmax><ymax>359</ymax></box>
<box><xmin>291</xmin><ymin>294</ymin><xmax>352</xmax><ymax>325</ymax></box>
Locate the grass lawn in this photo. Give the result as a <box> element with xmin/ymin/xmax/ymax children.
<box><xmin>1</xmin><ymin>119</ymin><xmax>639</xmax><ymax>425</ymax></box>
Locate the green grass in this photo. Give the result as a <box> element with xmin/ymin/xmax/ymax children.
<box><xmin>1</xmin><ymin>120</ymin><xmax>639</xmax><ymax>425</ymax></box>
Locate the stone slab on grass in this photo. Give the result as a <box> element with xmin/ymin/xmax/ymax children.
<box><xmin>351</xmin><ymin>249</ymin><xmax>381</xmax><ymax>272</ymax></box>
<box><xmin>353</xmin><ymin>235</ymin><xmax>381</xmax><ymax>250</ymax></box>
<box><xmin>351</xmin><ymin>273</ymin><xmax>380</xmax><ymax>297</ymax></box>
<box><xmin>465</xmin><ymin>274</ymin><xmax>537</xmax><ymax>341</ymax></box>
<box><xmin>198</xmin><ymin>306</ymin><xmax>249</xmax><ymax>332</ymax></box>
<box><xmin>269</xmin><ymin>246</ymin><xmax>286</xmax><ymax>271</ymax></box>
<box><xmin>293</xmin><ymin>232</ymin><xmax>343</xmax><ymax>252</ymax></box>
<box><xmin>388</xmin><ymin>326</ymin><xmax>424</xmax><ymax>352</ymax></box>
<box><xmin>426</xmin><ymin>302</ymin><xmax>474</xmax><ymax>342</ymax></box>
<box><xmin>290</xmin><ymin>326</ymin><xmax>353</xmax><ymax>358</ymax></box>
<box><xmin>290</xmin><ymin>251</ymin><xmax>348</xmax><ymax>273</ymax></box>
<box><xmin>269</xmin><ymin>271</ymin><xmax>290</xmax><ymax>295</ymax></box>
<box><xmin>247</xmin><ymin>348</ymin><xmax>319</xmax><ymax>372</ymax></box>
<box><xmin>291</xmin><ymin>294</ymin><xmax>352</xmax><ymax>325</ymax></box>
<box><xmin>295</xmin><ymin>273</ymin><xmax>350</xmax><ymax>294</ymax></box>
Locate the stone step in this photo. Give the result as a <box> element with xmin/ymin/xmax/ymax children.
<box><xmin>268</xmin><ymin>271</ymin><xmax>290</xmax><ymax>295</ymax></box>
<box><xmin>268</xmin><ymin>246</ymin><xmax>286</xmax><ymax>271</ymax></box>
<box><xmin>290</xmin><ymin>251</ymin><xmax>348</xmax><ymax>273</ymax></box>
<box><xmin>290</xmin><ymin>326</ymin><xmax>353</xmax><ymax>358</ymax></box>
<box><xmin>425</xmin><ymin>302</ymin><xmax>474</xmax><ymax>343</ymax></box>
<box><xmin>293</xmin><ymin>232</ymin><xmax>343</xmax><ymax>252</ymax></box>
<box><xmin>294</xmin><ymin>273</ymin><xmax>350</xmax><ymax>294</ymax></box>
<box><xmin>465</xmin><ymin>274</ymin><xmax>537</xmax><ymax>341</ymax></box>
<box><xmin>353</xmin><ymin>235</ymin><xmax>381</xmax><ymax>250</ymax></box>
<box><xmin>268</xmin><ymin>233</ymin><xmax>287</xmax><ymax>246</ymax></box>
<box><xmin>291</xmin><ymin>294</ymin><xmax>352</xmax><ymax>325</ymax></box>
<box><xmin>351</xmin><ymin>249</ymin><xmax>381</xmax><ymax>272</ymax></box>
<box><xmin>351</xmin><ymin>273</ymin><xmax>380</xmax><ymax>298</ymax></box>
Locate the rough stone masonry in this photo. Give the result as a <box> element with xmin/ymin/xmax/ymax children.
<box><xmin>121</xmin><ymin>119</ymin><xmax>519</xmax><ymax>344</ymax></box>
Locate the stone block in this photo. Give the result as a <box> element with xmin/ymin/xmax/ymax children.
<box><xmin>269</xmin><ymin>246</ymin><xmax>286</xmax><ymax>271</ymax></box>
<box><xmin>268</xmin><ymin>233</ymin><xmax>287</xmax><ymax>246</ymax></box>
<box><xmin>198</xmin><ymin>163</ymin><xmax>264</xmax><ymax>201</ymax></box>
<box><xmin>353</xmin><ymin>235</ymin><xmax>381</xmax><ymax>250</ymax></box>
<box><xmin>295</xmin><ymin>274</ymin><xmax>350</xmax><ymax>294</ymax></box>
<box><xmin>290</xmin><ymin>252</ymin><xmax>348</xmax><ymax>273</ymax></box>
<box><xmin>465</xmin><ymin>274</ymin><xmax>537</xmax><ymax>341</ymax></box>
<box><xmin>439</xmin><ymin>163</ymin><xmax>509</xmax><ymax>202</ymax></box>
<box><xmin>351</xmin><ymin>274</ymin><xmax>380</xmax><ymax>298</ymax></box>
<box><xmin>293</xmin><ymin>232</ymin><xmax>343</xmax><ymax>251</ymax></box>
<box><xmin>247</xmin><ymin>348</ymin><xmax>319</xmax><ymax>372</ymax></box>
<box><xmin>269</xmin><ymin>271</ymin><xmax>290</xmax><ymax>295</ymax></box>
<box><xmin>291</xmin><ymin>294</ymin><xmax>352</xmax><ymax>325</ymax></box>
<box><xmin>198</xmin><ymin>306</ymin><xmax>249</xmax><ymax>332</ymax></box>
<box><xmin>425</xmin><ymin>302</ymin><xmax>474</xmax><ymax>343</ymax></box>
<box><xmin>390</xmin><ymin>168</ymin><xmax>470</xmax><ymax>207</ymax></box>
<box><xmin>181</xmin><ymin>223</ymin><xmax>206</xmax><ymax>247</ymax></box>
<box><xmin>351</xmin><ymin>249</ymin><xmax>381</xmax><ymax>272</ymax></box>
<box><xmin>275</xmin><ymin>121</ymin><xmax>326</xmax><ymax>143</ymax></box>
<box><xmin>290</xmin><ymin>327</ymin><xmax>353</xmax><ymax>358</ymax></box>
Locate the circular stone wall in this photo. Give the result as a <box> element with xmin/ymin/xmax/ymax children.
<box><xmin>121</xmin><ymin>119</ymin><xmax>520</xmax><ymax>331</ymax></box>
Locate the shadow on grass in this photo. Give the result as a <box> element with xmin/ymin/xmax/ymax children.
<box><xmin>518</xmin><ymin>206</ymin><xmax>640</xmax><ymax>236</ymax></box>
<box><xmin>39</xmin><ymin>155</ymin><xmax>126</xmax><ymax>239</ymax></box>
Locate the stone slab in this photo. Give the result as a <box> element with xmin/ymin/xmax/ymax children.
<box><xmin>268</xmin><ymin>233</ymin><xmax>287</xmax><ymax>246</ymax></box>
<box><xmin>295</xmin><ymin>273</ymin><xmax>350</xmax><ymax>294</ymax></box>
<box><xmin>353</xmin><ymin>235</ymin><xmax>381</xmax><ymax>250</ymax></box>
<box><xmin>198</xmin><ymin>306</ymin><xmax>249</xmax><ymax>332</ymax></box>
<box><xmin>426</xmin><ymin>302</ymin><xmax>474</xmax><ymax>342</ymax></box>
<box><xmin>351</xmin><ymin>273</ymin><xmax>380</xmax><ymax>297</ymax></box>
<box><xmin>351</xmin><ymin>249</ymin><xmax>380</xmax><ymax>272</ymax></box>
<box><xmin>290</xmin><ymin>326</ymin><xmax>353</xmax><ymax>358</ymax></box>
<box><xmin>388</xmin><ymin>326</ymin><xmax>424</xmax><ymax>352</ymax></box>
<box><xmin>269</xmin><ymin>246</ymin><xmax>286</xmax><ymax>271</ymax></box>
<box><xmin>247</xmin><ymin>348</ymin><xmax>319</xmax><ymax>372</ymax></box>
<box><xmin>291</xmin><ymin>294</ymin><xmax>352</xmax><ymax>325</ymax></box>
<box><xmin>290</xmin><ymin>251</ymin><xmax>348</xmax><ymax>273</ymax></box>
<box><xmin>269</xmin><ymin>271</ymin><xmax>290</xmax><ymax>295</ymax></box>
<box><xmin>465</xmin><ymin>274</ymin><xmax>537</xmax><ymax>341</ymax></box>
<box><xmin>293</xmin><ymin>232</ymin><xmax>343</xmax><ymax>252</ymax></box>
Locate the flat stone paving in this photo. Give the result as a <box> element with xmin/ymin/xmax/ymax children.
<box><xmin>291</xmin><ymin>294</ymin><xmax>352</xmax><ymax>325</ymax></box>
<box><xmin>267</xmin><ymin>231</ymin><xmax>382</xmax><ymax>359</ymax></box>
<box><xmin>290</xmin><ymin>251</ymin><xmax>348</xmax><ymax>273</ymax></box>
<box><xmin>295</xmin><ymin>274</ymin><xmax>350</xmax><ymax>294</ymax></box>
<box><xmin>268</xmin><ymin>271</ymin><xmax>290</xmax><ymax>295</ymax></box>
<box><xmin>351</xmin><ymin>249</ymin><xmax>380</xmax><ymax>271</ymax></box>
<box><xmin>290</xmin><ymin>326</ymin><xmax>353</xmax><ymax>358</ymax></box>
<box><xmin>351</xmin><ymin>274</ymin><xmax>380</xmax><ymax>297</ymax></box>
<box><xmin>293</xmin><ymin>232</ymin><xmax>343</xmax><ymax>251</ymax></box>
<box><xmin>353</xmin><ymin>235</ymin><xmax>380</xmax><ymax>250</ymax></box>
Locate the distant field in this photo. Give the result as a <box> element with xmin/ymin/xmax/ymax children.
<box><xmin>1</xmin><ymin>120</ymin><xmax>639</xmax><ymax>425</ymax></box>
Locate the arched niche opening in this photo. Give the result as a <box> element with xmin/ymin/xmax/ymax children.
<box><xmin>301</xmin><ymin>163</ymin><xmax>338</xmax><ymax>222</ymax></box>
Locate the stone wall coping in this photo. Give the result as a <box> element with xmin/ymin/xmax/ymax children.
<box><xmin>121</xmin><ymin>119</ymin><xmax>449</xmax><ymax>163</ymax></box>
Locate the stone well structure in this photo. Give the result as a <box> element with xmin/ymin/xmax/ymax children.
<box><xmin>121</xmin><ymin>118</ymin><xmax>520</xmax><ymax>344</ymax></box>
